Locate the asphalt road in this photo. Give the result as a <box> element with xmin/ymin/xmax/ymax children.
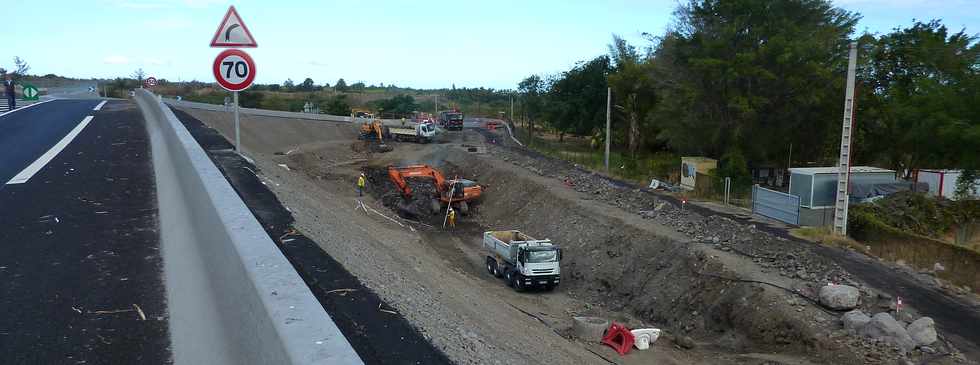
<box><xmin>0</xmin><ymin>99</ymin><xmax>170</xmax><ymax>363</ymax></box>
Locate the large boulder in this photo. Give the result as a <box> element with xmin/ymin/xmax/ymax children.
<box><xmin>819</xmin><ymin>284</ymin><xmax>861</xmax><ymax>310</ymax></box>
<box><xmin>906</xmin><ymin>317</ymin><xmax>938</xmax><ymax>347</ymax></box>
<box><xmin>842</xmin><ymin>310</ymin><xmax>872</xmax><ymax>331</ymax></box>
<box><xmin>860</xmin><ymin>313</ymin><xmax>916</xmax><ymax>352</ymax></box>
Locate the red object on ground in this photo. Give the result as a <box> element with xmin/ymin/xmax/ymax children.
<box><xmin>601</xmin><ymin>322</ymin><xmax>635</xmax><ymax>356</ymax></box>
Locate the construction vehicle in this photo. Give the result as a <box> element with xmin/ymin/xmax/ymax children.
<box><xmin>387</xmin><ymin>164</ymin><xmax>483</xmax><ymax>215</ymax></box>
<box><xmin>352</xmin><ymin>108</ymin><xmax>374</xmax><ymax>119</ymax></box>
<box><xmin>484</xmin><ymin>230</ymin><xmax>561</xmax><ymax>292</ymax></box>
<box><xmin>358</xmin><ymin>119</ymin><xmax>393</xmax><ymax>152</ymax></box>
<box><xmin>439</xmin><ymin>110</ymin><xmax>464</xmax><ymax>131</ymax></box>
<box><xmin>389</xmin><ymin>122</ymin><xmax>437</xmax><ymax>143</ymax></box>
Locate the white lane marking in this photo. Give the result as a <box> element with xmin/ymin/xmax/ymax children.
<box><xmin>7</xmin><ymin>115</ymin><xmax>95</xmax><ymax>185</ymax></box>
<box><xmin>0</xmin><ymin>99</ymin><xmax>56</xmax><ymax>118</ymax></box>
<box><xmin>93</xmin><ymin>100</ymin><xmax>108</xmax><ymax>111</ymax></box>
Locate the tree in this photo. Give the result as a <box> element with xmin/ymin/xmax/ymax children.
<box><xmin>297</xmin><ymin>77</ymin><xmax>315</xmax><ymax>92</ymax></box>
<box><xmin>608</xmin><ymin>35</ymin><xmax>656</xmax><ymax>157</ymax></box>
<box><xmin>132</xmin><ymin>68</ymin><xmax>146</xmax><ymax>84</ymax></box>
<box><xmin>335</xmin><ymin>78</ymin><xmax>348</xmax><ymax>91</ymax></box>
<box><xmin>518</xmin><ymin>75</ymin><xmax>545</xmax><ymax>139</ymax></box>
<box><xmin>955</xmin><ymin>170</ymin><xmax>978</xmax><ymax>200</ymax></box>
<box><xmin>238</xmin><ymin>90</ymin><xmax>264</xmax><ymax>108</ymax></box>
<box><xmin>653</xmin><ymin>0</ymin><xmax>859</xmax><ymax>164</ymax></box>
<box><xmin>351</xmin><ymin>82</ymin><xmax>366</xmax><ymax>91</ymax></box>
<box><xmin>283</xmin><ymin>79</ymin><xmax>294</xmax><ymax>89</ymax></box>
<box><xmin>13</xmin><ymin>57</ymin><xmax>30</xmax><ymax>76</ymax></box>
<box><xmin>370</xmin><ymin>94</ymin><xmax>419</xmax><ymax>116</ymax></box>
<box><xmin>544</xmin><ymin>56</ymin><xmax>611</xmax><ymax>139</ymax></box>
<box><xmin>325</xmin><ymin>94</ymin><xmax>351</xmax><ymax>116</ymax></box>
<box><xmin>857</xmin><ymin>20</ymin><xmax>980</xmax><ymax>175</ymax></box>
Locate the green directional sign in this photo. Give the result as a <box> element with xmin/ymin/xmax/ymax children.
<box><xmin>22</xmin><ymin>84</ymin><xmax>39</xmax><ymax>101</ymax></box>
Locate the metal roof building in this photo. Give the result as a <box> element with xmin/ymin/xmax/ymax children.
<box><xmin>789</xmin><ymin>166</ymin><xmax>896</xmax><ymax>208</ymax></box>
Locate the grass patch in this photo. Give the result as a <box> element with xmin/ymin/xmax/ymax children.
<box><xmin>513</xmin><ymin>126</ymin><xmax>680</xmax><ymax>185</ymax></box>
<box><xmin>791</xmin><ymin>226</ymin><xmax>871</xmax><ymax>254</ymax></box>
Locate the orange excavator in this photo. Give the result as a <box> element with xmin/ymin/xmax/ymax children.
<box><xmin>387</xmin><ymin>164</ymin><xmax>484</xmax><ymax>215</ymax></box>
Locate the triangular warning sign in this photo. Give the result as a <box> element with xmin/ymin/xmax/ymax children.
<box><xmin>210</xmin><ymin>6</ymin><xmax>257</xmax><ymax>48</ymax></box>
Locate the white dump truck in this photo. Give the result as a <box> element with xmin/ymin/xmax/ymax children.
<box><xmin>389</xmin><ymin>122</ymin><xmax>437</xmax><ymax>143</ymax></box>
<box><xmin>483</xmin><ymin>230</ymin><xmax>561</xmax><ymax>291</ymax></box>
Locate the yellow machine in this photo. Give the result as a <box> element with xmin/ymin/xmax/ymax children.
<box><xmin>358</xmin><ymin>119</ymin><xmax>392</xmax><ymax>152</ymax></box>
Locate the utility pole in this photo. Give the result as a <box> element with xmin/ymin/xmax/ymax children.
<box><xmin>510</xmin><ymin>95</ymin><xmax>514</xmax><ymax>124</ymax></box>
<box><xmin>605</xmin><ymin>87</ymin><xmax>611</xmax><ymax>172</ymax></box>
<box><xmin>833</xmin><ymin>42</ymin><xmax>858</xmax><ymax>236</ymax></box>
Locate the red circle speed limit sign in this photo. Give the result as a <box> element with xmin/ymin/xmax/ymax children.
<box><xmin>212</xmin><ymin>49</ymin><xmax>256</xmax><ymax>91</ymax></box>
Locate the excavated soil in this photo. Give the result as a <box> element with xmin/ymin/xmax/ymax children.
<box><xmin>175</xmin><ymin>107</ymin><xmax>969</xmax><ymax>365</ymax></box>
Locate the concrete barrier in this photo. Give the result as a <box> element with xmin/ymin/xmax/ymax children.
<box><xmin>162</xmin><ymin>97</ymin><xmax>420</xmax><ymax>126</ymax></box>
<box><xmin>135</xmin><ymin>89</ymin><xmax>363</xmax><ymax>365</ymax></box>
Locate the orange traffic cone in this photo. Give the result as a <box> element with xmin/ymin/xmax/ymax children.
<box><xmin>601</xmin><ymin>322</ymin><xmax>635</xmax><ymax>356</ymax></box>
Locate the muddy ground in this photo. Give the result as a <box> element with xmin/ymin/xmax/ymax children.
<box><xmin>175</xmin><ymin>107</ymin><xmax>973</xmax><ymax>365</ymax></box>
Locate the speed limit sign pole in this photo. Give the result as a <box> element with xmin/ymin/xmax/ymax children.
<box><xmin>212</xmin><ymin>49</ymin><xmax>256</xmax><ymax>154</ymax></box>
<box><xmin>233</xmin><ymin>90</ymin><xmax>240</xmax><ymax>153</ymax></box>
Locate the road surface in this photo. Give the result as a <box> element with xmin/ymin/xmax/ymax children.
<box><xmin>0</xmin><ymin>99</ymin><xmax>170</xmax><ymax>363</ymax></box>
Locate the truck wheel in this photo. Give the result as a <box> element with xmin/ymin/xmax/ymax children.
<box><xmin>513</xmin><ymin>274</ymin><xmax>526</xmax><ymax>292</ymax></box>
<box><xmin>485</xmin><ymin>258</ymin><xmax>498</xmax><ymax>277</ymax></box>
<box><xmin>505</xmin><ymin>270</ymin><xmax>514</xmax><ymax>287</ymax></box>
<box><xmin>430</xmin><ymin>199</ymin><xmax>442</xmax><ymax>215</ymax></box>
<box><xmin>458</xmin><ymin>201</ymin><xmax>469</xmax><ymax>215</ymax></box>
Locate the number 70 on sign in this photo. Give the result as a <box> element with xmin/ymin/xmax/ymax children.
<box><xmin>212</xmin><ymin>49</ymin><xmax>256</xmax><ymax>91</ymax></box>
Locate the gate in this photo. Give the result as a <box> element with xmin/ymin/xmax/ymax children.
<box><xmin>752</xmin><ymin>185</ymin><xmax>800</xmax><ymax>225</ymax></box>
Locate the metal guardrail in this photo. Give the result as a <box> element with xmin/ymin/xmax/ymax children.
<box><xmin>137</xmin><ymin>90</ymin><xmax>364</xmax><ymax>365</ymax></box>
<box><xmin>752</xmin><ymin>185</ymin><xmax>801</xmax><ymax>225</ymax></box>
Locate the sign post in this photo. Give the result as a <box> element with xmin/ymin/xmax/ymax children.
<box><xmin>210</xmin><ymin>5</ymin><xmax>257</xmax><ymax>155</ymax></box>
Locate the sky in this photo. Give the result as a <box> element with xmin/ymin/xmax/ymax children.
<box><xmin>4</xmin><ymin>0</ymin><xmax>978</xmax><ymax>90</ymax></box>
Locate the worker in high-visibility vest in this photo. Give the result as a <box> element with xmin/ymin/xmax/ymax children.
<box><xmin>357</xmin><ymin>173</ymin><xmax>366</xmax><ymax>196</ymax></box>
<box><xmin>447</xmin><ymin>207</ymin><xmax>457</xmax><ymax>228</ymax></box>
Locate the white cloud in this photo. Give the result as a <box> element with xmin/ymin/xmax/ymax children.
<box><xmin>104</xmin><ymin>56</ymin><xmax>130</xmax><ymax>65</ymax></box>
<box><xmin>310</xmin><ymin>60</ymin><xmax>329</xmax><ymax>67</ymax></box>
<box><xmin>144</xmin><ymin>58</ymin><xmax>170</xmax><ymax>66</ymax></box>
<box><xmin>109</xmin><ymin>0</ymin><xmax>171</xmax><ymax>9</ymax></box>
<box><xmin>183</xmin><ymin>0</ymin><xmax>225</xmax><ymax>8</ymax></box>
<box><xmin>106</xmin><ymin>0</ymin><xmax>224</xmax><ymax>10</ymax></box>
<box><xmin>143</xmin><ymin>16</ymin><xmax>193</xmax><ymax>30</ymax></box>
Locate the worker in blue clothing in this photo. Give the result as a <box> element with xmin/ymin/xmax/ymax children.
<box><xmin>3</xmin><ymin>74</ymin><xmax>15</xmax><ymax>110</ymax></box>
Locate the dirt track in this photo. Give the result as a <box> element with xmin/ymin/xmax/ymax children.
<box><xmin>176</xmin><ymin>107</ymin><xmax>975</xmax><ymax>365</ymax></box>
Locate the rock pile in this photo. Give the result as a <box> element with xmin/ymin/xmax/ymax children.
<box><xmin>840</xmin><ymin>310</ymin><xmax>938</xmax><ymax>353</ymax></box>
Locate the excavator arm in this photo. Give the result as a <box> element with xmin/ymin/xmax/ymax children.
<box><xmin>387</xmin><ymin>165</ymin><xmax>445</xmax><ymax>198</ymax></box>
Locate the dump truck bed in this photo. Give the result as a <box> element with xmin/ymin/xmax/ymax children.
<box><xmin>483</xmin><ymin>230</ymin><xmax>552</xmax><ymax>265</ymax></box>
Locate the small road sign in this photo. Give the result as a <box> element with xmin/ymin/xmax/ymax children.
<box><xmin>144</xmin><ymin>77</ymin><xmax>157</xmax><ymax>88</ymax></box>
<box><xmin>22</xmin><ymin>84</ymin><xmax>39</xmax><ymax>101</ymax></box>
<box><xmin>212</xmin><ymin>49</ymin><xmax>256</xmax><ymax>91</ymax></box>
<box><xmin>210</xmin><ymin>6</ymin><xmax>257</xmax><ymax>48</ymax></box>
